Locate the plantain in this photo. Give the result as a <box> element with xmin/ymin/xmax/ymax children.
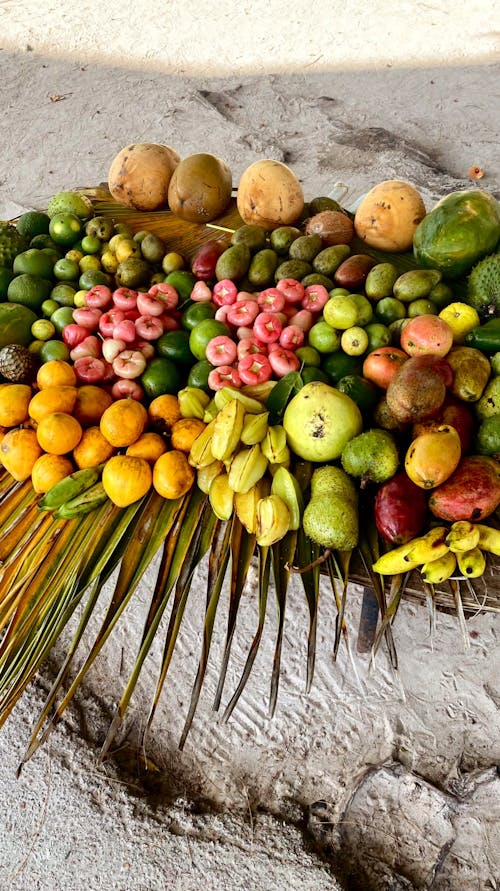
<box><xmin>421</xmin><ymin>550</ymin><xmax>457</xmax><ymax>584</ymax></box>
<box><xmin>456</xmin><ymin>546</ymin><xmax>487</xmax><ymax>578</ymax></box>
<box><xmin>255</xmin><ymin>494</ymin><xmax>290</xmax><ymax>547</ymax></box>
<box><xmin>211</xmin><ymin>398</ymin><xmax>246</xmax><ymax>462</ymax></box>
<box><xmin>56</xmin><ymin>481</ymin><xmax>109</xmax><ymax>519</ymax></box>
<box><xmin>38</xmin><ymin>466</ymin><xmax>103</xmax><ymax>511</ymax></box>
<box><xmin>475</xmin><ymin>523</ymin><xmax>500</xmax><ymax>557</ymax></box>
<box><xmin>445</xmin><ymin>520</ymin><xmax>480</xmax><ymax>553</ymax></box>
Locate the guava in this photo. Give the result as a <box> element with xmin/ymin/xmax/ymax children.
<box><xmin>283</xmin><ymin>381</ymin><xmax>362</xmax><ymax>462</ymax></box>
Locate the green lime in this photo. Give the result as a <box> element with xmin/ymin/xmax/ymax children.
<box><xmin>13</xmin><ymin>248</ymin><xmax>54</xmax><ymax>280</ymax></box>
<box><xmin>295</xmin><ymin>345</ymin><xmax>321</xmax><ymax>367</ymax></box>
<box><xmin>0</xmin><ymin>266</ymin><xmax>14</xmax><ymax>299</ymax></box>
<box><xmin>187</xmin><ymin>359</ymin><xmax>214</xmax><ymax>393</ymax></box>
<box><xmin>323</xmin><ymin>295</ymin><xmax>359</xmax><ymax>330</ymax></box>
<box><xmin>49</xmin><ymin>212</ymin><xmax>84</xmax><ymax>247</ymax></box>
<box><xmin>307</xmin><ymin>320</ymin><xmax>341</xmax><ymax>354</ymax></box>
<box><xmin>156</xmin><ymin>330</ymin><xmax>195</xmax><ymax>365</ymax></box>
<box><xmin>189</xmin><ymin>319</ymin><xmax>231</xmax><ymax>361</ymax></box>
<box><xmin>350</xmin><ymin>293</ymin><xmax>373</xmax><ymax>326</ymax></box>
<box><xmin>181</xmin><ymin>301</ymin><xmax>216</xmax><ymax>331</ymax></box>
<box><xmin>428</xmin><ymin>282</ymin><xmax>454</xmax><ymax>310</ymax></box>
<box><xmin>41</xmin><ymin>298</ymin><xmax>60</xmax><ymax>318</ymax></box>
<box><xmin>80</xmin><ymin>234</ymin><xmax>102</xmax><ymax>255</ymax></box>
<box><xmin>78</xmin><ymin>269</ymin><xmax>111</xmax><ymax>290</ymax></box>
<box><xmin>364</xmin><ymin>322</ymin><xmax>391</xmax><ymax>352</ymax></box>
<box><xmin>7</xmin><ymin>273</ymin><xmax>52</xmax><ymax>310</ymax></box>
<box><xmin>407</xmin><ymin>298</ymin><xmax>438</xmax><ymax>318</ymax></box>
<box><xmin>329</xmin><ymin>287</ymin><xmax>350</xmax><ymax>297</ymax></box>
<box><xmin>300</xmin><ymin>366</ymin><xmax>330</xmax><ymax>384</ymax></box>
<box><xmin>29</xmin><ymin>234</ymin><xmax>60</xmax><ymax>251</ymax></box>
<box><xmin>46</xmin><ymin>190</ymin><xmax>93</xmax><ymax>220</ymax></box>
<box><xmin>53</xmin><ymin>257</ymin><xmax>80</xmax><ymax>281</ymax></box>
<box><xmin>375</xmin><ymin>296</ymin><xmax>407</xmax><ymax>325</ymax></box>
<box><xmin>16</xmin><ymin>211</ymin><xmax>50</xmax><ymax>239</ymax></box>
<box><xmin>39</xmin><ymin>339</ymin><xmax>70</xmax><ymax>362</ymax></box>
<box><xmin>164</xmin><ymin>270</ymin><xmax>196</xmax><ymax>303</ymax></box>
<box><xmin>50</xmin><ymin>283</ymin><xmax>77</xmax><ymax>306</ymax></box>
<box><xmin>321</xmin><ymin>352</ymin><xmax>363</xmax><ymax>383</ymax></box>
<box><xmin>50</xmin><ymin>305</ymin><xmax>75</xmax><ymax>334</ymax></box>
<box><xmin>140</xmin><ymin>357</ymin><xmax>183</xmax><ymax>399</ymax></box>
<box><xmin>337</xmin><ymin>374</ymin><xmax>379</xmax><ymax>414</ymax></box>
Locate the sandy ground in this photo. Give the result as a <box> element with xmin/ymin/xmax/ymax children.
<box><xmin>1</xmin><ymin>6</ymin><xmax>500</xmax><ymax>890</ymax></box>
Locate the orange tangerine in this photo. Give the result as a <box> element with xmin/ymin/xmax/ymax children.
<box><xmin>72</xmin><ymin>426</ymin><xmax>116</xmax><ymax>469</ymax></box>
<box><xmin>29</xmin><ymin>386</ymin><xmax>78</xmax><ymax>423</ymax></box>
<box><xmin>36</xmin><ymin>412</ymin><xmax>83</xmax><ymax>455</ymax></box>
<box><xmin>36</xmin><ymin>359</ymin><xmax>77</xmax><ymax>389</ymax></box>
<box><xmin>148</xmin><ymin>394</ymin><xmax>181</xmax><ymax>434</ymax></box>
<box><xmin>100</xmin><ymin>398</ymin><xmax>148</xmax><ymax>447</ymax></box>
<box><xmin>0</xmin><ymin>427</ymin><xmax>43</xmax><ymax>480</ymax></box>
<box><xmin>170</xmin><ymin>418</ymin><xmax>206</xmax><ymax>453</ymax></box>
<box><xmin>73</xmin><ymin>384</ymin><xmax>113</xmax><ymax>427</ymax></box>
<box><xmin>125</xmin><ymin>432</ymin><xmax>168</xmax><ymax>462</ymax></box>
<box><xmin>0</xmin><ymin>383</ymin><xmax>32</xmax><ymax>427</ymax></box>
<box><xmin>102</xmin><ymin>455</ymin><xmax>152</xmax><ymax>507</ymax></box>
<box><xmin>152</xmin><ymin>449</ymin><xmax>195</xmax><ymax>500</ymax></box>
<box><xmin>31</xmin><ymin>452</ymin><xmax>74</xmax><ymax>494</ymax></box>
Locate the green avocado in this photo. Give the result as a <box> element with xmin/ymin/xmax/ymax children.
<box><xmin>413</xmin><ymin>189</ymin><xmax>500</xmax><ymax>280</ymax></box>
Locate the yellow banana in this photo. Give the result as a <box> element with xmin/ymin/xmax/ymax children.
<box><xmin>188</xmin><ymin>418</ymin><xmax>217</xmax><ymax>469</ymax></box>
<box><xmin>372</xmin><ymin>527</ymin><xmax>449</xmax><ymax>575</ymax></box>
<box><xmin>196</xmin><ymin>460</ymin><xmax>224</xmax><ymax>495</ymax></box>
<box><xmin>456</xmin><ymin>546</ymin><xmax>486</xmax><ymax>578</ymax></box>
<box><xmin>256</xmin><ymin>494</ymin><xmax>290</xmax><ymax>547</ymax></box>
<box><xmin>38</xmin><ymin>465</ymin><xmax>103</xmax><ymax>511</ymax></box>
<box><xmin>234</xmin><ymin>477</ymin><xmax>271</xmax><ymax>534</ymax></box>
<box><xmin>211</xmin><ymin>398</ymin><xmax>246</xmax><ymax>462</ymax></box>
<box><xmin>421</xmin><ymin>550</ymin><xmax>457</xmax><ymax>585</ymax></box>
<box><xmin>228</xmin><ymin>445</ymin><xmax>268</xmax><ymax>494</ymax></box>
<box><xmin>209</xmin><ymin>473</ymin><xmax>234</xmax><ymax>521</ymax></box>
<box><xmin>475</xmin><ymin>524</ymin><xmax>500</xmax><ymax>557</ymax></box>
<box><xmin>445</xmin><ymin>520</ymin><xmax>480</xmax><ymax>553</ymax></box>
<box><xmin>240</xmin><ymin>411</ymin><xmax>269</xmax><ymax>445</ymax></box>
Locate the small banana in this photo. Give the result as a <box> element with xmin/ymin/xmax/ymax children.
<box><xmin>39</xmin><ymin>466</ymin><xmax>103</xmax><ymax>511</ymax></box>
<box><xmin>228</xmin><ymin>444</ymin><xmax>268</xmax><ymax>494</ymax></box>
<box><xmin>234</xmin><ymin>477</ymin><xmax>271</xmax><ymax>534</ymax></box>
<box><xmin>445</xmin><ymin>521</ymin><xmax>480</xmax><ymax>553</ymax></box>
<box><xmin>372</xmin><ymin>540</ymin><xmax>425</xmax><ymax>575</ymax></box>
<box><xmin>256</xmin><ymin>494</ymin><xmax>290</xmax><ymax>547</ymax></box>
<box><xmin>421</xmin><ymin>550</ymin><xmax>457</xmax><ymax>585</ymax></box>
<box><xmin>261</xmin><ymin>425</ymin><xmax>288</xmax><ymax>464</ymax></box>
<box><xmin>196</xmin><ymin>460</ymin><xmax>224</xmax><ymax>495</ymax></box>
<box><xmin>271</xmin><ymin>466</ymin><xmax>303</xmax><ymax>531</ymax></box>
<box><xmin>372</xmin><ymin>527</ymin><xmax>449</xmax><ymax>575</ymax></box>
<box><xmin>240</xmin><ymin>411</ymin><xmax>269</xmax><ymax>446</ymax></box>
<box><xmin>188</xmin><ymin>418</ymin><xmax>217</xmax><ymax>469</ymax></box>
<box><xmin>56</xmin><ymin>481</ymin><xmax>109</xmax><ymax>519</ymax></box>
<box><xmin>456</xmin><ymin>546</ymin><xmax>486</xmax><ymax>579</ymax></box>
<box><xmin>475</xmin><ymin>523</ymin><xmax>500</xmax><ymax>557</ymax></box>
<box><xmin>214</xmin><ymin>386</ymin><xmax>263</xmax><ymax>414</ymax></box>
<box><xmin>178</xmin><ymin>387</ymin><xmax>211</xmax><ymax>420</ymax></box>
<box><xmin>209</xmin><ymin>473</ymin><xmax>234</xmax><ymax>521</ymax></box>
<box><xmin>211</xmin><ymin>398</ymin><xmax>246</xmax><ymax>462</ymax></box>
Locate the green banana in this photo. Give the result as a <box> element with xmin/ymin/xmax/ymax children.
<box><xmin>38</xmin><ymin>466</ymin><xmax>103</xmax><ymax>511</ymax></box>
<box><xmin>456</xmin><ymin>546</ymin><xmax>486</xmax><ymax>578</ymax></box>
<box><xmin>271</xmin><ymin>466</ymin><xmax>303</xmax><ymax>531</ymax></box>
<box><xmin>445</xmin><ymin>521</ymin><xmax>480</xmax><ymax>553</ymax></box>
<box><xmin>228</xmin><ymin>444</ymin><xmax>268</xmax><ymax>494</ymax></box>
<box><xmin>421</xmin><ymin>550</ymin><xmax>457</xmax><ymax>584</ymax></box>
<box><xmin>56</xmin><ymin>481</ymin><xmax>109</xmax><ymax>519</ymax></box>
<box><xmin>211</xmin><ymin>398</ymin><xmax>246</xmax><ymax>462</ymax></box>
<box><xmin>256</xmin><ymin>494</ymin><xmax>290</xmax><ymax>547</ymax></box>
<box><xmin>475</xmin><ymin>523</ymin><xmax>500</xmax><ymax>557</ymax></box>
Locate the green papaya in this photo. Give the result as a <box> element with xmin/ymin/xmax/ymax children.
<box><xmin>413</xmin><ymin>189</ymin><xmax>500</xmax><ymax>280</ymax></box>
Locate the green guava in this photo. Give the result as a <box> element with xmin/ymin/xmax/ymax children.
<box><xmin>283</xmin><ymin>381</ymin><xmax>363</xmax><ymax>462</ymax></box>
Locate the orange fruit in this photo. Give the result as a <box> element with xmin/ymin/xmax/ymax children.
<box><xmin>147</xmin><ymin>394</ymin><xmax>181</xmax><ymax>434</ymax></box>
<box><xmin>0</xmin><ymin>427</ymin><xmax>43</xmax><ymax>480</ymax></box>
<box><xmin>170</xmin><ymin>418</ymin><xmax>206</xmax><ymax>453</ymax></box>
<box><xmin>102</xmin><ymin>455</ymin><xmax>152</xmax><ymax>507</ymax></box>
<box><xmin>100</xmin><ymin>398</ymin><xmax>148</xmax><ymax>447</ymax></box>
<box><xmin>0</xmin><ymin>383</ymin><xmax>32</xmax><ymax>427</ymax></box>
<box><xmin>36</xmin><ymin>358</ymin><xmax>77</xmax><ymax>389</ymax></box>
<box><xmin>31</xmin><ymin>453</ymin><xmax>74</xmax><ymax>493</ymax></box>
<box><xmin>152</xmin><ymin>449</ymin><xmax>195</xmax><ymax>500</ymax></box>
<box><xmin>28</xmin><ymin>386</ymin><xmax>78</xmax><ymax>423</ymax></box>
<box><xmin>125</xmin><ymin>432</ymin><xmax>168</xmax><ymax>462</ymax></box>
<box><xmin>36</xmin><ymin>412</ymin><xmax>83</xmax><ymax>455</ymax></box>
<box><xmin>73</xmin><ymin>384</ymin><xmax>113</xmax><ymax>427</ymax></box>
<box><xmin>72</xmin><ymin>426</ymin><xmax>116</xmax><ymax>469</ymax></box>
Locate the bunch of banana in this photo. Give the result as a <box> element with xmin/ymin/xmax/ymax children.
<box><xmin>372</xmin><ymin>520</ymin><xmax>500</xmax><ymax>583</ymax></box>
<box><xmin>38</xmin><ymin>465</ymin><xmax>109</xmax><ymax>519</ymax></box>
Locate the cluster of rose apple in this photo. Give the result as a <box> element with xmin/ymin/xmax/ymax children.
<box><xmin>62</xmin><ymin>283</ymin><xmax>181</xmax><ymax>400</ymax></box>
<box><xmin>194</xmin><ymin>278</ymin><xmax>330</xmax><ymax>390</ymax></box>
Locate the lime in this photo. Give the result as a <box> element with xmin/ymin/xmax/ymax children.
<box><xmin>31</xmin><ymin>319</ymin><xmax>56</xmax><ymax>341</ymax></box>
<box><xmin>46</xmin><ymin>190</ymin><xmax>93</xmax><ymax>220</ymax></box>
<box><xmin>7</xmin><ymin>273</ymin><xmax>52</xmax><ymax>310</ymax></box>
<box><xmin>53</xmin><ymin>257</ymin><xmax>80</xmax><ymax>281</ymax></box>
<box><xmin>187</xmin><ymin>359</ymin><xmax>214</xmax><ymax>393</ymax></box>
<box><xmin>323</xmin><ymin>295</ymin><xmax>359</xmax><ymax>330</ymax></box>
<box><xmin>49</xmin><ymin>212</ymin><xmax>84</xmax><ymax>247</ymax></box>
<box><xmin>307</xmin><ymin>320</ymin><xmax>341</xmax><ymax>354</ymax></box>
<box><xmin>39</xmin><ymin>339</ymin><xmax>71</xmax><ymax>362</ymax></box>
<box><xmin>337</xmin><ymin>374</ymin><xmax>379</xmax><ymax>414</ymax></box>
<box><xmin>181</xmin><ymin>301</ymin><xmax>216</xmax><ymax>331</ymax></box>
<box><xmin>140</xmin><ymin>357</ymin><xmax>183</xmax><ymax>399</ymax></box>
<box><xmin>349</xmin><ymin>293</ymin><xmax>373</xmax><ymax>326</ymax></box>
<box><xmin>364</xmin><ymin>322</ymin><xmax>391</xmax><ymax>352</ymax></box>
<box><xmin>329</xmin><ymin>287</ymin><xmax>350</xmax><ymax>297</ymax></box>
<box><xmin>295</xmin><ymin>345</ymin><xmax>321</xmax><ymax>367</ymax></box>
<box><xmin>80</xmin><ymin>234</ymin><xmax>102</xmax><ymax>255</ymax></box>
<box><xmin>300</xmin><ymin>367</ymin><xmax>330</xmax><ymax>384</ymax></box>
<box><xmin>50</xmin><ymin>305</ymin><xmax>75</xmax><ymax>334</ymax></box>
<box><xmin>321</xmin><ymin>352</ymin><xmax>363</xmax><ymax>383</ymax></box>
<box><xmin>164</xmin><ymin>270</ymin><xmax>196</xmax><ymax>303</ymax></box>
<box><xmin>189</xmin><ymin>319</ymin><xmax>231</xmax><ymax>361</ymax></box>
<box><xmin>41</xmin><ymin>298</ymin><xmax>60</xmax><ymax>317</ymax></box>
<box><xmin>438</xmin><ymin>302</ymin><xmax>481</xmax><ymax>344</ymax></box>
<box><xmin>428</xmin><ymin>282</ymin><xmax>454</xmax><ymax>310</ymax></box>
<box><xmin>375</xmin><ymin>297</ymin><xmax>407</xmax><ymax>326</ymax></box>
<box><xmin>0</xmin><ymin>266</ymin><xmax>14</xmax><ymax>299</ymax></box>
<box><xmin>408</xmin><ymin>299</ymin><xmax>438</xmax><ymax>318</ymax></box>
<box><xmin>16</xmin><ymin>211</ymin><xmax>50</xmax><ymax>239</ymax></box>
<box><xmin>13</xmin><ymin>248</ymin><xmax>54</xmax><ymax>280</ymax></box>
<box><xmin>78</xmin><ymin>269</ymin><xmax>111</xmax><ymax>291</ymax></box>
<box><xmin>156</xmin><ymin>330</ymin><xmax>195</xmax><ymax>365</ymax></box>
<box><xmin>50</xmin><ymin>283</ymin><xmax>77</xmax><ymax>306</ymax></box>
<box><xmin>29</xmin><ymin>234</ymin><xmax>60</xmax><ymax>251</ymax></box>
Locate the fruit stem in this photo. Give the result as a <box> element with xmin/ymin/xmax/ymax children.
<box><xmin>287</xmin><ymin>549</ymin><xmax>332</xmax><ymax>573</ymax></box>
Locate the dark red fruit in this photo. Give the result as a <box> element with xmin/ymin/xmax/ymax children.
<box><xmin>374</xmin><ymin>471</ymin><xmax>428</xmax><ymax>544</ymax></box>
